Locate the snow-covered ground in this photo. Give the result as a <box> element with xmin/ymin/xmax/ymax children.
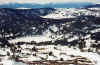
<box><xmin>1</xmin><ymin>57</ymin><xmax>27</xmax><ymax>65</ymax></box>
<box><xmin>9</xmin><ymin>36</ymin><xmax>52</xmax><ymax>43</ymax></box>
<box><xmin>0</xmin><ymin>44</ymin><xmax>100</xmax><ymax>65</ymax></box>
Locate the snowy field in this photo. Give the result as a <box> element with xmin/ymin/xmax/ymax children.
<box><xmin>0</xmin><ymin>44</ymin><xmax>100</xmax><ymax>65</ymax></box>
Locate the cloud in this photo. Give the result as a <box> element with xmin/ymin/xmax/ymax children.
<box><xmin>0</xmin><ymin>0</ymin><xmax>100</xmax><ymax>4</ymax></box>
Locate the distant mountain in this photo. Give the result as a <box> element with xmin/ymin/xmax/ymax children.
<box><xmin>0</xmin><ymin>8</ymin><xmax>55</xmax><ymax>16</ymax></box>
<box><xmin>85</xmin><ymin>4</ymin><xmax>100</xmax><ymax>8</ymax></box>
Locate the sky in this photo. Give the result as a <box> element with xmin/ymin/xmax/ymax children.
<box><xmin>0</xmin><ymin>0</ymin><xmax>100</xmax><ymax>4</ymax></box>
<box><xmin>0</xmin><ymin>0</ymin><xmax>99</xmax><ymax>8</ymax></box>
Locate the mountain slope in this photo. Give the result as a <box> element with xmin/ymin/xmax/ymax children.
<box><xmin>0</xmin><ymin>8</ymin><xmax>100</xmax><ymax>65</ymax></box>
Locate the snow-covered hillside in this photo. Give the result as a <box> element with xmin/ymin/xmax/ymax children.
<box><xmin>0</xmin><ymin>8</ymin><xmax>100</xmax><ymax>65</ymax></box>
<box><xmin>7</xmin><ymin>8</ymin><xmax>100</xmax><ymax>44</ymax></box>
<box><xmin>42</xmin><ymin>8</ymin><xmax>100</xmax><ymax>19</ymax></box>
